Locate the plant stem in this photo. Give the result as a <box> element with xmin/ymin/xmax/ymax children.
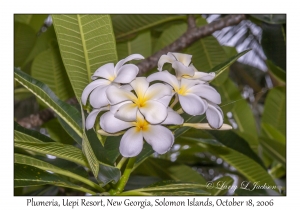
<box><xmin>110</xmin><ymin>157</ymin><xmax>136</xmax><ymax>195</ymax></box>
<box><xmin>116</xmin><ymin>157</ymin><xmax>128</xmax><ymax>169</ymax></box>
<box><xmin>170</xmin><ymin>94</ymin><xmax>178</xmax><ymax>108</ymax></box>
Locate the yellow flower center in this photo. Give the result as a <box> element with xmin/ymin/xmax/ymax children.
<box><xmin>133</xmin><ymin>96</ymin><xmax>148</xmax><ymax>108</ymax></box>
<box><xmin>177</xmin><ymin>86</ymin><xmax>188</xmax><ymax>95</ymax></box>
<box><xmin>134</xmin><ymin>116</ymin><xmax>149</xmax><ymax>132</ymax></box>
<box><xmin>108</xmin><ymin>75</ymin><xmax>116</xmax><ymax>82</ymax></box>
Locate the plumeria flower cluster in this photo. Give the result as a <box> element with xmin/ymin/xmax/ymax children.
<box><xmin>81</xmin><ymin>53</ymin><xmax>231</xmax><ymax>157</ymax></box>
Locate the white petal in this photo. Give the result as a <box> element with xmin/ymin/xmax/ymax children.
<box><xmin>157</xmin><ymin>54</ymin><xmax>176</xmax><ymax>71</ymax></box>
<box><xmin>139</xmin><ymin>100</ymin><xmax>168</xmax><ymax>124</ymax></box>
<box><xmin>180</xmin><ymin>78</ymin><xmax>201</xmax><ymax>90</ymax></box>
<box><xmin>206</xmin><ymin>103</ymin><xmax>223</xmax><ymax>129</ymax></box>
<box><xmin>147</xmin><ymin>70</ymin><xmax>179</xmax><ymax>90</ymax></box>
<box><xmin>106</xmin><ymin>85</ymin><xmax>137</xmax><ymax>105</ymax></box>
<box><xmin>143</xmin><ymin>125</ymin><xmax>174</xmax><ymax>154</ymax></box>
<box><xmin>115</xmin><ymin>54</ymin><xmax>144</xmax><ymax>74</ymax></box>
<box><xmin>144</xmin><ymin>83</ymin><xmax>172</xmax><ymax>101</ymax></box>
<box><xmin>178</xmin><ymin>93</ymin><xmax>208</xmax><ymax>115</ymax></box>
<box><xmin>162</xmin><ymin>108</ymin><xmax>184</xmax><ymax>125</ymax></box>
<box><xmin>89</xmin><ymin>85</ymin><xmax>110</xmax><ymax>108</ymax></box>
<box><xmin>130</xmin><ymin>77</ymin><xmax>149</xmax><ymax>99</ymax></box>
<box><xmin>91</xmin><ymin>63</ymin><xmax>115</xmax><ymax>80</ymax></box>
<box><xmin>85</xmin><ymin>107</ymin><xmax>108</xmax><ymax>130</ymax></box>
<box><xmin>115</xmin><ymin>102</ymin><xmax>138</xmax><ymax>122</ymax></box>
<box><xmin>192</xmin><ymin>72</ymin><xmax>215</xmax><ymax>81</ymax></box>
<box><xmin>188</xmin><ymin>84</ymin><xmax>221</xmax><ymax>104</ymax></box>
<box><xmin>172</xmin><ymin>61</ymin><xmax>195</xmax><ymax>77</ymax></box>
<box><xmin>81</xmin><ymin>79</ymin><xmax>111</xmax><ymax>105</ymax></box>
<box><xmin>157</xmin><ymin>95</ymin><xmax>174</xmax><ymax>107</ymax></box>
<box><xmin>171</xmin><ymin>53</ymin><xmax>192</xmax><ymax>66</ymax></box>
<box><xmin>120</xmin><ymin>84</ymin><xmax>133</xmax><ymax>91</ymax></box>
<box><xmin>110</xmin><ymin>101</ymin><xmax>132</xmax><ymax>114</ymax></box>
<box><xmin>100</xmin><ymin>111</ymin><xmax>133</xmax><ymax>133</ymax></box>
<box><xmin>119</xmin><ymin>127</ymin><xmax>144</xmax><ymax>157</ymax></box>
<box><xmin>113</xmin><ymin>64</ymin><xmax>139</xmax><ymax>83</ymax></box>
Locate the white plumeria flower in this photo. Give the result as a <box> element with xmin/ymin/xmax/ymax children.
<box><xmin>100</xmin><ymin>111</ymin><xmax>183</xmax><ymax>157</ymax></box>
<box><xmin>182</xmin><ymin>64</ymin><xmax>216</xmax><ymax>82</ymax></box>
<box><xmin>106</xmin><ymin>77</ymin><xmax>172</xmax><ymax>124</ymax></box>
<box><xmin>147</xmin><ymin>70</ymin><xmax>223</xmax><ymax>129</ymax></box>
<box><xmin>157</xmin><ymin>52</ymin><xmax>195</xmax><ymax>78</ymax></box>
<box><xmin>81</xmin><ymin>54</ymin><xmax>144</xmax><ymax>108</ymax></box>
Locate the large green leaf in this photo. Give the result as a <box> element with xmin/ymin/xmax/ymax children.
<box><xmin>14</xmin><ymin>124</ymin><xmax>87</xmax><ymax>167</ymax></box>
<box><xmin>207</xmin><ymin>130</ymin><xmax>265</xmax><ymax>168</ymax></box>
<box><xmin>14</xmin><ymin>154</ymin><xmax>103</xmax><ymax>192</ymax></box>
<box><xmin>14</xmin><ymin>163</ymin><xmax>96</xmax><ymax>195</ymax></box>
<box><xmin>260</xmin><ymin>137</ymin><xmax>286</xmax><ymax>167</ymax></box>
<box><xmin>117</xmin><ymin>31</ymin><xmax>152</xmax><ymax>61</ymax></box>
<box><xmin>261</xmin><ymin>87</ymin><xmax>286</xmax><ymax>136</ymax></box>
<box><xmin>134</xmin><ymin>158</ymin><xmax>207</xmax><ymax>184</ymax></box>
<box><xmin>52</xmin><ymin>15</ymin><xmax>118</xmax><ymax>102</ymax></box>
<box><xmin>216</xmin><ymin>78</ymin><xmax>259</xmax><ymax>149</ymax></box>
<box><xmin>111</xmin><ymin>15</ymin><xmax>186</xmax><ymax>41</ymax></box>
<box><xmin>14</xmin><ymin>22</ymin><xmax>37</xmax><ymax>67</ymax></box>
<box><xmin>266</xmin><ymin>60</ymin><xmax>286</xmax><ymax>83</ymax></box>
<box><xmin>183</xmin><ymin>137</ymin><xmax>277</xmax><ymax>189</ymax></box>
<box><xmin>31</xmin><ymin>44</ymin><xmax>74</xmax><ymax>101</ymax></box>
<box><xmin>120</xmin><ymin>180</ymin><xmax>210</xmax><ymax>196</ymax></box>
<box><xmin>14</xmin><ymin>68</ymin><xmax>82</xmax><ymax>139</ymax></box>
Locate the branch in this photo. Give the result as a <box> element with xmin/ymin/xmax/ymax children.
<box><xmin>137</xmin><ymin>14</ymin><xmax>247</xmax><ymax>75</ymax></box>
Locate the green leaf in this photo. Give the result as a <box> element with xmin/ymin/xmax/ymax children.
<box><xmin>261</xmin><ymin>23</ymin><xmax>286</xmax><ymax>70</ymax></box>
<box><xmin>251</xmin><ymin>14</ymin><xmax>286</xmax><ymax>24</ymax></box>
<box><xmin>120</xmin><ymin>180</ymin><xmax>210</xmax><ymax>196</ymax></box>
<box><xmin>117</xmin><ymin>31</ymin><xmax>152</xmax><ymax>60</ymax></box>
<box><xmin>14</xmin><ymin>154</ymin><xmax>103</xmax><ymax>192</ymax></box>
<box><xmin>261</xmin><ymin>123</ymin><xmax>286</xmax><ymax>144</ymax></box>
<box><xmin>98</xmin><ymin>164</ymin><xmax>121</xmax><ymax>186</ymax></box>
<box><xmin>260</xmin><ymin>137</ymin><xmax>286</xmax><ymax>166</ymax></box>
<box><xmin>261</xmin><ymin>87</ymin><xmax>286</xmax><ymax>136</ymax></box>
<box><xmin>269</xmin><ymin>163</ymin><xmax>286</xmax><ymax>179</ymax></box>
<box><xmin>57</xmin><ymin>116</ymin><xmax>82</xmax><ymax>145</ymax></box>
<box><xmin>14</xmin><ymin>163</ymin><xmax>96</xmax><ymax>195</ymax></box>
<box><xmin>111</xmin><ymin>15</ymin><xmax>186</xmax><ymax>41</ymax></box>
<box><xmin>216</xmin><ymin>78</ymin><xmax>259</xmax><ymax>149</ymax></box>
<box><xmin>14</xmin><ymin>124</ymin><xmax>88</xmax><ymax>167</ymax></box>
<box><xmin>43</xmin><ymin>118</ymin><xmax>74</xmax><ymax>145</ymax></box>
<box><xmin>31</xmin><ymin>44</ymin><xmax>74</xmax><ymax>101</ymax></box>
<box><xmin>209</xmin><ymin>176</ymin><xmax>234</xmax><ymax>195</ymax></box>
<box><xmin>153</xmin><ymin>23</ymin><xmax>187</xmax><ymax>53</ymax></box>
<box><xmin>210</xmin><ymin>49</ymin><xmax>251</xmax><ymax>80</ymax></box>
<box><xmin>134</xmin><ymin>158</ymin><xmax>207</xmax><ymax>184</ymax></box>
<box><xmin>183</xmin><ymin>137</ymin><xmax>277</xmax><ymax>189</ymax></box>
<box><xmin>266</xmin><ymin>60</ymin><xmax>286</xmax><ymax>83</ymax></box>
<box><xmin>52</xmin><ymin>15</ymin><xmax>118</xmax><ymax>102</ymax></box>
<box><xmin>15</xmin><ymin>14</ymin><xmax>32</xmax><ymax>24</ymax></box>
<box><xmin>207</xmin><ymin>130</ymin><xmax>265</xmax><ymax>168</ymax></box>
<box><xmin>14</xmin><ymin>22</ymin><xmax>37</xmax><ymax>67</ymax></box>
<box><xmin>14</xmin><ymin>68</ymin><xmax>82</xmax><ymax>139</ymax></box>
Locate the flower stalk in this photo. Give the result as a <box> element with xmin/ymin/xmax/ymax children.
<box><xmin>110</xmin><ymin>157</ymin><xmax>136</xmax><ymax>195</ymax></box>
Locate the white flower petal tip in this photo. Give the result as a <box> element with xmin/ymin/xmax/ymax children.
<box><xmin>97</xmin><ymin>129</ymin><xmax>124</xmax><ymax>136</ymax></box>
<box><xmin>85</xmin><ymin>107</ymin><xmax>109</xmax><ymax>130</ymax></box>
<box><xmin>182</xmin><ymin>123</ymin><xmax>232</xmax><ymax>130</ymax></box>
